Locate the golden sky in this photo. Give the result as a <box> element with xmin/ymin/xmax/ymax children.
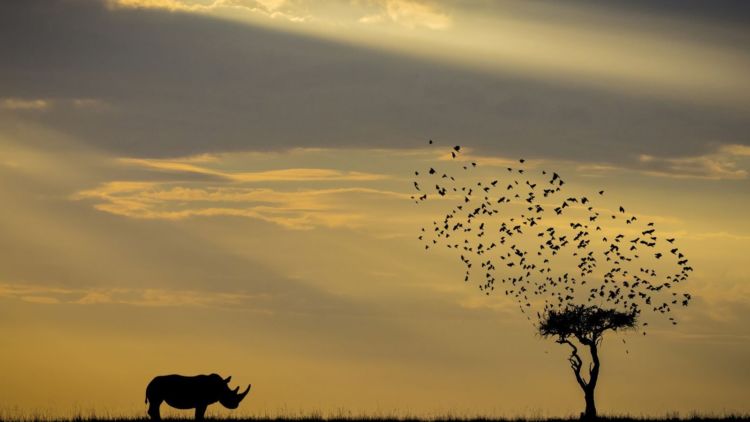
<box><xmin>1</xmin><ymin>0</ymin><xmax>749</xmax><ymax>418</ymax></box>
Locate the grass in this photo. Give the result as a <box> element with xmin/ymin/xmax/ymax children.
<box><xmin>0</xmin><ymin>414</ymin><xmax>749</xmax><ymax>422</ymax></box>
<box><xmin>1</xmin><ymin>407</ymin><xmax>747</xmax><ymax>422</ymax></box>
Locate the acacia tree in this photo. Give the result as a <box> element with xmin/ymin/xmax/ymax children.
<box><xmin>412</xmin><ymin>142</ymin><xmax>691</xmax><ymax>419</ymax></box>
<box><xmin>539</xmin><ymin>305</ymin><xmax>636</xmax><ymax>419</ymax></box>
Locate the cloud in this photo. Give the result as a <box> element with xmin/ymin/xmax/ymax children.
<box><xmin>119</xmin><ymin>157</ymin><xmax>388</xmax><ymax>182</ymax></box>
<box><xmin>386</xmin><ymin>0</ymin><xmax>451</xmax><ymax>30</ymax></box>
<box><xmin>720</xmin><ymin>144</ymin><xmax>750</xmax><ymax>157</ymax></box>
<box><xmin>20</xmin><ymin>295</ymin><xmax>61</xmax><ymax>304</ymax></box>
<box><xmin>109</xmin><ymin>0</ymin><xmax>188</xmax><ymax>11</ymax></box>
<box><xmin>360</xmin><ymin>0</ymin><xmax>452</xmax><ymax>30</ymax></box>
<box><xmin>74</xmin><ymin>181</ymin><xmax>409</xmax><ymax>229</ymax></box>
<box><xmin>358</xmin><ymin>13</ymin><xmax>384</xmax><ymax>25</ymax></box>
<box><xmin>437</xmin><ymin>145</ymin><xmax>750</xmax><ymax>180</ymax></box>
<box><xmin>575</xmin><ymin>158</ymin><xmax>747</xmax><ymax>181</ymax></box>
<box><xmin>62</xmin><ymin>151</ymin><xmax>403</xmax><ymax>230</ymax></box>
<box><xmin>70</xmin><ymin>98</ymin><xmax>109</xmax><ymax>110</ymax></box>
<box><xmin>108</xmin><ymin>0</ymin><xmax>310</xmax><ymax>22</ymax></box>
<box><xmin>231</xmin><ymin>168</ymin><xmax>387</xmax><ymax>182</ymax></box>
<box><xmin>111</xmin><ymin>0</ymin><xmax>451</xmax><ymax>28</ymax></box>
<box><xmin>576</xmin><ymin>143</ymin><xmax>750</xmax><ymax>180</ymax></box>
<box><xmin>2</xmin><ymin>0</ymin><xmax>748</xmax><ymax>163</ymax></box>
<box><xmin>475</xmin><ymin>144</ymin><xmax>750</xmax><ymax>181</ymax></box>
<box><xmin>0</xmin><ymin>97</ymin><xmax>108</xmax><ymax>112</ymax></box>
<box><xmin>1</xmin><ymin>98</ymin><xmax>50</xmax><ymax>111</ymax></box>
<box><xmin>70</xmin><ymin>144</ymin><xmax>749</xmax><ymax>241</ymax></box>
<box><xmin>0</xmin><ymin>282</ymin><xmax>272</xmax><ymax>310</ymax></box>
<box><xmin>636</xmin><ymin>152</ymin><xmax>747</xmax><ymax>180</ymax></box>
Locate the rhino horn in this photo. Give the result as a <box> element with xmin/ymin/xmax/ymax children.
<box><xmin>232</xmin><ymin>386</ymin><xmax>239</xmax><ymax>394</ymax></box>
<box><xmin>224</xmin><ymin>376</ymin><xmax>232</xmax><ymax>384</ymax></box>
<box><xmin>237</xmin><ymin>385</ymin><xmax>251</xmax><ymax>401</ymax></box>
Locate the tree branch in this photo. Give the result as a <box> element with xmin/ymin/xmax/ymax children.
<box><xmin>559</xmin><ymin>339</ymin><xmax>588</xmax><ymax>390</ymax></box>
<box><xmin>575</xmin><ymin>334</ymin><xmax>592</xmax><ymax>346</ymax></box>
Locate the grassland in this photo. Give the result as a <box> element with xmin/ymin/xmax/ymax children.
<box><xmin>0</xmin><ymin>415</ymin><xmax>748</xmax><ymax>422</ymax></box>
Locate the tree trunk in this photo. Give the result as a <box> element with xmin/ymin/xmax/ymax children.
<box><xmin>583</xmin><ymin>387</ymin><xmax>597</xmax><ymax>420</ymax></box>
<box><xmin>581</xmin><ymin>339</ymin><xmax>600</xmax><ymax>420</ymax></box>
<box><xmin>562</xmin><ymin>338</ymin><xmax>601</xmax><ymax>420</ymax></box>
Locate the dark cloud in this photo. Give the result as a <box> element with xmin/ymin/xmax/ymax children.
<box><xmin>1</xmin><ymin>0</ymin><xmax>748</xmax><ymax>163</ymax></box>
<box><xmin>571</xmin><ymin>0</ymin><xmax>750</xmax><ymax>28</ymax></box>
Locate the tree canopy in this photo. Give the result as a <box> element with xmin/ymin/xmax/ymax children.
<box><xmin>539</xmin><ymin>304</ymin><xmax>637</xmax><ymax>344</ymax></box>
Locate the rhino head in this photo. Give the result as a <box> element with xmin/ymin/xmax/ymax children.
<box><xmin>217</xmin><ymin>375</ymin><xmax>251</xmax><ymax>409</ymax></box>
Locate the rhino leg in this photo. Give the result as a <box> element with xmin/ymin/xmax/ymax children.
<box><xmin>195</xmin><ymin>405</ymin><xmax>207</xmax><ymax>421</ymax></box>
<box><xmin>147</xmin><ymin>400</ymin><xmax>162</xmax><ymax>420</ymax></box>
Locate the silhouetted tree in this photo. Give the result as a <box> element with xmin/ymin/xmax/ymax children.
<box><xmin>412</xmin><ymin>142</ymin><xmax>692</xmax><ymax>419</ymax></box>
<box><xmin>539</xmin><ymin>305</ymin><xmax>636</xmax><ymax>419</ymax></box>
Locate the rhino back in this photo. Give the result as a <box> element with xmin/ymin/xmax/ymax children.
<box><xmin>147</xmin><ymin>374</ymin><xmax>223</xmax><ymax>409</ymax></box>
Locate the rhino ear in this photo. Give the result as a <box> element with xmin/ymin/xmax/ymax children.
<box><xmin>224</xmin><ymin>376</ymin><xmax>232</xmax><ymax>384</ymax></box>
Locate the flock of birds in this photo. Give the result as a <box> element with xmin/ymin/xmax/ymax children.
<box><xmin>412</xmin><ymin>141</ymin><xmax>692</xmax><ymax>333</ymax></box>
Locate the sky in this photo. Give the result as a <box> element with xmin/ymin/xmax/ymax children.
<box><xmin>1</xmin><ymin>0</ymin><xmax>749</xmax><ymax>418</ymax></box>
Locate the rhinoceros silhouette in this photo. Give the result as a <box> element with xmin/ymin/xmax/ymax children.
<box><xmin>145</xmin><ymin>373</ymin><xmax>251</xmax><ymax>420</ymax></box>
